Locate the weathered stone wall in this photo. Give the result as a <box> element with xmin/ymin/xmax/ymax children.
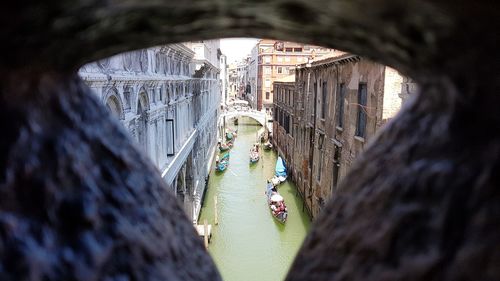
<box><xmin>382</xmin><ymin>66</ymin><xmax>404</xmax><ymax>120</ymax></box>
<box><xmin>274</xmin><ymin>56</ymin><xmax>404</xmax><ymax>218</ymax></box>
<box><xmin>273</xmin><ymin>81</ymin><xmax>296</xmax><ymax>166</ymax></box>
<box><xmin>0</xmin><ymin>73</ymin><xmax>221</xmax><ymax>281</ymax></box>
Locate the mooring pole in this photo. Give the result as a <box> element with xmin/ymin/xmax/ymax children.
<box><xmin>204</xmin><ymin>219</ymin><xmax>209</xmax><ymax>249</ymax></box>
<box><xmin>214</xmin><ymin>196</ymin><xmax>218</xmax><ymax>225</ymax></box>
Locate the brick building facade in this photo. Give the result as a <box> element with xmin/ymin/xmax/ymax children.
<box><xmin>273</xmin><ymin>54</ymin><xmax>404</xmax><ymax>218</ymax></box>
<box><xmin>253</xmin><ymin>39</ymin><xmax>337</xmax><ymax>113</ymax></box>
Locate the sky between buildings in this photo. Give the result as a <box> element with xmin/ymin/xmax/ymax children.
<box><xmin>220</xmin><ymin>38</ymin><xmax>260</xmax><ymax>64</ymax></box>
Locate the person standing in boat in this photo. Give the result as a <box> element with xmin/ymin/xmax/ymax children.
<box><xmin>278</xmin><ymin>201</ymin><xmax>285</xmax><ymax>212</ymax></box>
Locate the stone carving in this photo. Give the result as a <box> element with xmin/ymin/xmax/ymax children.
<box><xmin>123</xmin><ymin>86</ymin><xmax>133</xmax><ymax>111</ymax></box>
<box><xmin>123</xmin><ymin>51</ymin><xmax>135</xmax><ymax>71</ymax></box>
<box><xmin>139</xmin><ymin>50</ymin><xmax>148</xmax><ymax>72</ymax></box>
<box><xmin>97</xmin><ymin>58</ymin><xmax>110</xmax><ymax>70</ymax></box>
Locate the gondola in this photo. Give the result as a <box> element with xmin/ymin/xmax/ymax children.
<box><xmin>260</xmin><ymin>133</ymin><xmax>267</xmax><ymax>143</ymax></box>
<box><xmin>215</xmin><ymin>153</ymin><xmax>230</xmax><ymax>172</ymax></box>
<box><xmin>263</xmin><ymin>141</ymin><xmax>273</xmax><ymax>150</ymax></box>
<box><xmin>218</xmin><ymin>141</ymin><xmax>233</xmax><ymax>152</ymax></box>
<box><xmin>226</xmin><ymin>129</ymin><xmax>238</xmax><ymax>141</ymax></box>
<box><xmin>249</xmin><ymin>144</ymin><xmax>260</xmax><ymax>164</ymax></box>
<box><xmin>274</xmin><ymin>156</ymin><xmax>287</xmax><ymax>183</ymax></box>
<box><xmin>265</xmin><ymin>181</ymin><xmax>288</xmax><ymax>224</ymax></box>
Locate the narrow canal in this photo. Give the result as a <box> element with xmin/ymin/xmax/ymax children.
<box><xmin>199</xmin><ymin>117</ymin><xmax>311</xmax><ymax>281</ymax></box>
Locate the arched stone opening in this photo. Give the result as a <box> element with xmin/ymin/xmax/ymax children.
<box><xmin>222</xmin><ymin>111</ymin><xmax>266</xmax><ymax>127</ymax></box>
<box><xmin>105</xmin><ymin>95</ymin><xmax>124</xmax><ymax>120</ymax></box>
<box><xmin>239</xmin><ymin>115</ymin><xmax>264</xmax><ymax>126</ymax></box>
<box><xmin>1</xmin><ymin>1</ymin><xmax>499</xmax><ymax>281</ymax></box>
<box><xmin>104</xmin><ymin>88</ymin><xmax>124</xmax><ymax>120</ymax></box>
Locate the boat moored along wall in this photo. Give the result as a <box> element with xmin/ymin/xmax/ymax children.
<box><xmin>273</xmin><ymin>54</ymin><xmax>407</xmax><ymax>218</ymax></box>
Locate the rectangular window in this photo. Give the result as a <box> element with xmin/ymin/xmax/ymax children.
<box><xmin>294</xmin><ymin>48</ymin><xmax>303</xmax><ymax>52</ymax></box>
<box><xmin>331</xmin><ymin>145</ymin><xmax>341</xmax><ymax>192</ymax></box>
<box><xmin>336</xmin><ymin>83</ymin><xmax>346</xmax><ymax>128</ymax></box>
<box><xmin>166</xmin><ymin>119</ymin><xmax>175</xmax><ymax>156</ymax></box>
<box><xmin>277</xmin><ymin>67</ymin><xmax>282</xmax><ymax>74</ymax></box>
<box><xmin>321</xmin><ymin>81</ymin><xmax>327</xmax><ymax>119</ymax></box>
<box><xmin>266</xmin><ymin>91</ymin><xmax>270</xmax><ymax>100</ymax></box>
<box><xmin>289</xmin><ymin>67</ymin><xmax>295</xmax><ymax>75</ymax></box>
<box><xmin>265</xmin><ymin>79</ymin><xmax>271</xmax><ymax>88</ymax></box>
<box><xmin>317</xmin><ymin>151</ymin><xmax>323</xmax><ymax>182</ymax></box>
<box><xmin>313</xmin><ymin>82</ymin><xmax>317</xmax><ymax>123</ymax></box>
<box><xmin>356</xmin><ymin>83</ymin><xmax>367</xmax><ymax>138</ymax></box>
<box><xmin>308</xmin><ymin>130</ymin><xmax>314</xmax><ymax>169</ymax></box>
<box><xmin>264</xmin><ymin>66</ymin><xmax>271</xmax><ymax>74</ymax></box>
<box><xmin>285</xmin><ymin>47</ymin><xmax>293</xmax><ymax>52</ymax></box>
<box><xmin>285</xmin><ymin>114</ymin><xmax>290</xmax><ymax>134</ymax></box>
<box><xmin>264</xmin><ymin>56</ymin><xmax>271</xmax><ymax>63</ymax></box>
<box><xmin>285</xmin><ymin>56</ymin><xmax>291</xmax><ymax>62</ymax></box>
<box><xmin>277</xmin><ymin>56</ymin><xmax>283</xmax><ymax>62</ymax></box>
<box><xmin>288</xmin><ymin>116</ymin><xmax>291</xmax><ymax>134</ymax></box>
<box><xmin>302</xmin><ymin>82</ymin><xmax>306</xmax><ymax>109</ymax></box>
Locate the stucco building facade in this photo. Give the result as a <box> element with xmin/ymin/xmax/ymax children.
<box><xmin>273</xmin><ymin>54</ymin><xmax>404</xmax><ymax>218</ymax></box>
<box><xmin>79</xmin><ymin>42</ymin><xmax>221</xmax><ymax>222</ymax></box>
<box><xmin>227</xmin><ymin>63</ymin><xmax>239</xmax><ymax>101</ymax></box>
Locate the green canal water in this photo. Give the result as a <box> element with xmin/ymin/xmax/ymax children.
<box><xmin>198</xmin><ymin>117</ymin><xmax>311</xmax><ymax>281</ymax></box>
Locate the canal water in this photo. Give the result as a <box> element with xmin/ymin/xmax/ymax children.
<box><xmin>198</xmin><ymin>117</ymin><xmax>311</xmax><ymax>281</ymax></box>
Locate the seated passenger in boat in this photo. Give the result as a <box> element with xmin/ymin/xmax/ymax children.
<box><xmin>271</xmin><ymin>202</ymin><xmax>277</xmax><ymax>212</ymax></box>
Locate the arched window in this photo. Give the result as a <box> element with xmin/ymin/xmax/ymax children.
<box><xmin>106</xmin><ymin>95</ymin><xmax>122</xmax><ymax>119</ymax></box>
<box><xmin>104</xmin><ymin>89</ymin><xmax>124</xmax><ymax>120</ymax></box>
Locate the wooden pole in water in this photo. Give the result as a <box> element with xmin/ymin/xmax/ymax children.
<box><xmin>214</xmin><ymin>196</ymin><xmax>218</xmax><ymax>225</ymax></box>
<box><xmin>204</xmin><ymin>219</ymin><xmax>209</xmax><ymax>249</ymax></box>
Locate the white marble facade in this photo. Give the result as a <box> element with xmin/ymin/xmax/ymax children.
<box><xmin>79</xmin><ymin>42</ymin><xmax>221</xmax><ymax>222</ymax></box>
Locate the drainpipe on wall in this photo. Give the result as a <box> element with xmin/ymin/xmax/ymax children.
<box><xmin>334</xmin><ymin>63</ymin><xmax>340</xmax><ymax>190</ymax></box>
<box><xmin>303</xmin><ymin>70</ymin><xmax>311</xmax><ymax>213</ymax></box>
<box><xmin>309</xmin><ymin>69</ymin><xmax>317</xmax><ymax>218</ymax></box>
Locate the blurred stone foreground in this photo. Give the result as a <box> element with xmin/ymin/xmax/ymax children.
<box><xmin>0</xmin><ymin>0</ymin><xmax>499</xmax><ymax>280</ymax></box>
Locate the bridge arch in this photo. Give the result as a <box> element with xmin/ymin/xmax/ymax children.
<box><xmin>220</xmin><ymin>110</ymin><xmax>267</xmax><ymax>127</ymax></box>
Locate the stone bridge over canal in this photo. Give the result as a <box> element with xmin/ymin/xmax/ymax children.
<box><xmin>220</xmin><ymin>109</ymin><xmax>273</xmax><ymax>132</ymax></box>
